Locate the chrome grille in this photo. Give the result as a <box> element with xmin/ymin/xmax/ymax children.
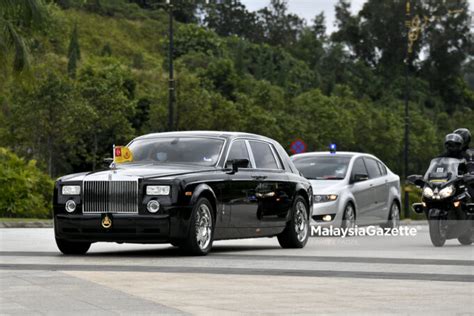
<box><xmin>83</xmin><ymin>181</ymin><xmax>138</xmax><ymax>213</ymax></box>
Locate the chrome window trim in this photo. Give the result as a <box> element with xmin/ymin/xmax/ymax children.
<box><xmin>126</xmin><ymin>136</ymin><xmax>227</xmax><ymax>168</ymax></box>
<box><xmin>247</xmin><ymin>139</ymin><xmax>283</xmax><ymax>171</ymax></box>
<box><xmin>223</xmin><ymin>138</ymin><xmax>255</xmax><ymax>169</ymax></box>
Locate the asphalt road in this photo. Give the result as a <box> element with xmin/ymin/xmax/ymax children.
<box><xmin>1</xmin><ymin>226</ymin><xmax>473</xmax><ymax>315</ymax></box>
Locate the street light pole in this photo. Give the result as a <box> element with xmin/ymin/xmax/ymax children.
<box><xmin>167</xmin><ymin>0</ymin><xmax>174</xmax><ymax>132</ymax></box>
<box><xmin>403</xmin><ymin>0</ymin><xmax>413</xmax><ymax>219</ymax></box>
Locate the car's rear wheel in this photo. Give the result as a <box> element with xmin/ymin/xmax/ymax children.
<box><xmin>341</xmin><ymin>203</ymin><xmax>356</xmax><ymax>229</ymax></box>
<box><xmin>56</xmin><ymin>238</ymin><xmax>91</xmax><ymax>255</ymax></box>
<box><xmin>277</xmin><ymin>196</ymin><xmax>309</xmax><ymax>248</ymax></box>
<box><xmin>180</xmin><ymin>197</ymin><xmax>214</xmax><ymax>256</ymax></box>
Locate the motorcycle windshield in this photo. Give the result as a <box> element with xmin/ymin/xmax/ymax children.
<box><xmin>423</xmin><ymin>158</ymin><xmax>463</xmax><ymax>182</ymax></box>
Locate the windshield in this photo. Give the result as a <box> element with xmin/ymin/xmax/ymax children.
<box><xmin>423</xmin><ymin>157</ymin><xmax>465</xmax><ymax>182</ymax></box>
<box><xmin>293</xmin><ymin>156</ymin><xmax>351</xmax><ymax>180</ymax></box>
<box><xmin>126</xmin><ymin>137</ymin><xmax>225</xmax><ymax>166</ymax></box>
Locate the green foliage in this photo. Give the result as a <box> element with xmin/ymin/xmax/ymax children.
<box><xmin>0</xmin><ymin>148</ymin><xmax>53</xmax><ymax>218</ymax></box>
<box><xmin>1</xmin><ymin>0</ymin><xmax>472</xmax><ymax>220</ymax></box>
<box><xmin>0</xmin><ymin>0</ymin><xmax>49</xmax><ymax>72</ymax></box>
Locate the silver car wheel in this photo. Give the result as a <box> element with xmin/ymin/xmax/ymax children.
<box><xmin>343</xmin><ymin>205</ymin><xmax>355</xmax><ymax>229</ymax></box>
<box><xmin>390</xmin><ymin>203</ymin><xmax>400</xmax><ymax>228</ymax></box>
<box><xmin>294</xmin><ymin>201</ymin><xmax>308</xmax><ymax>242</ymax></box>
<box><xmin>195</xmin><ymin>204</ymin><xmax>212</xmax><ymax>250</ymax></box>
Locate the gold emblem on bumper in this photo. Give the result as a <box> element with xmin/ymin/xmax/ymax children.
<box><xmin>102</xmin><ymin>215</ymin><xmax>112</xmax><ymax>229</ymax></box>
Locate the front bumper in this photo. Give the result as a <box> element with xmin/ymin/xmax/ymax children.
<box><xmin>310</xmin><ymin>200</ymin><xmax>343</xmax><ymax>227</ymax></box>
<box><xmin>55</xmin><ymin>214</ymin><xmax>170</xmax><ymax>243</ymax></box>
<box><xmin>54</xmin><ymin>204</ymin><xmax>193</xmax><ymax>243</ymax></box>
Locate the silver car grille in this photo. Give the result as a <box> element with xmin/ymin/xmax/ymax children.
<box><xmin>83</xmin><ymin>181</ymin><xmax>138</xmax><ymax>213</ymax></box>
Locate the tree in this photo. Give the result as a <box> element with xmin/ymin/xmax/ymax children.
<box><xmin>10</xmin><ymin>72</ymin><xmax>92</xmax><ymax>176</ymax></box>
<box><xmin>257</xmin><ymin>0</ymin><xmax>305</xmax><ymax>48</ymax></box>
<box><xmin>204</xmin><ymin>1</ymin><xmax>264</xmax><ymax>42</ymax></box>
<box><xmin>77</xmin><ymin>58</ymin><xmax>136</xmax><ymax>170</ymax></box>
<box><xmin>67</xmin><ymin>24</ymin><xmax>81</xmax><ymax>78</ymax></box>
<box><xmin>0</xmin><ymin>0</ymin><xmax>49</xmax><ymax>72</ymax></box>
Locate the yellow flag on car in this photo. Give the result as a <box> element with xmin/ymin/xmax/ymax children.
<box><xmin>114</xmin><ymin>146</ymin><xmax>133</xmax><ymax>163</ymax></box>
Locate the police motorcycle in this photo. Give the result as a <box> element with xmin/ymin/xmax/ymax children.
<box><xmin>408</xmin><ymin>158</ymin><xmax>474</xmax><ymax>247</ymax></box>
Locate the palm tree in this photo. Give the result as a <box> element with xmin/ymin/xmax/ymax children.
<box><xmin>0</xmin><ymin>0</ymin><xmax>48</xmax><ymax>72</ymax></box>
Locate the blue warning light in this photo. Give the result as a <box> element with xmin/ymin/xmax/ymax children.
<box><xmin>329</xmin><ymin>143</ymin><xmax>337</xmax><ymax>154</ymax></box>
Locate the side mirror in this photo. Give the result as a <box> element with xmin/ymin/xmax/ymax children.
<box><xmin>407</xmin><ymin>174</ymin><xmax>424</xmax><ymax>187</ymax></box>
<box><xmin>352</xmin><ymin>173</ymin><xmax>369</xmax><ymax>183</ymax></box>
<box><xmin>102</xmin><ymin>157</ymin><xmax>113</xmax><ymax>168</ymax></box>
<box><xmin>227</xmin><ymin>159</ymin><xmax>250</xmax><ymax>173</ymax></box>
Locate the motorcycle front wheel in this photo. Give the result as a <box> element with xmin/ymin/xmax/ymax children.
<box><xmin>429</xmin><ymin>219</ymin><xmax>447</xmax><ymax>247</ymax></box>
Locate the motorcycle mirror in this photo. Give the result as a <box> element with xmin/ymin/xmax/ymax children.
<box><xmin>407</xmin><ymin>174</ymin><xmax>424</xmax><ymax>187</ymax></box>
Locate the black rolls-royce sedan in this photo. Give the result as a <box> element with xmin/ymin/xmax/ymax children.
<box><xmin>54</xmin><ymin>131</ymin><xmax>313</xmax><ymax>255</ymax></box>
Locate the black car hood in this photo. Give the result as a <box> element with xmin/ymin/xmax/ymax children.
<box><xmin>58</xmin><ymin>164</ymin><xmax>217</xmax><ymax>182</ymax></box>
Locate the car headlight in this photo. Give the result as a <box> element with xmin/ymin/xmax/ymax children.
<box><xmin>422</xmin><ymin>187</ymin><xmax>434</xmax><ymax>199</ymax></box>
<box><xmin>146</xmin><ymin>185</ymin><xmax>170</xmax><ymax>196</ymax></box>
<box><xmin>314</xmin><ymin>194</ymin><xmax>338</xmax><ymax>203</ymax></box>
<box><xmin>439</xmin><ymin>185</ymin><xmax>455</xmax><ymax>198</ymax></box>
<box><xmin>62</xmin><ymin>185</ymin><xmax>81</xmax><ymax>195</ymax></box>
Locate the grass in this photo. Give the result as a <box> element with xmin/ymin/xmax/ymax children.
<box><xmin>0</xmin><ymin>218</ymin><xmax>52</xmax><ymax>222</ymax></box>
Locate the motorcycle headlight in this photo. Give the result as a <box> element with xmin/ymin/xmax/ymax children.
<box><xmin>439</xmin><ymin>185</ymin><xmax>455</xmax><ymax>198</ymax></box>
<box><xmin>422</xmin><ymin>187</ymin><xmax>434</xmax><ymax>199</ymax></box>
<box><xmin>146</xmin><ymin>185</ymin><xmax>170</xmax><ymax>196</ymax></box>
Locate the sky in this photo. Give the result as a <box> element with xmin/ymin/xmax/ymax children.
<box><xmin>240</xmin><ymin>0</ymin><xmax>474</xmax><ymax>34</ymax></box>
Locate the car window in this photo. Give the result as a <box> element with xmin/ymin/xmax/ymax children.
<box><xmin>293</xmin><ymin>156</ymin><xmax>351</xmax><ymax>180</ymax></box>
<box><xmin>249</xmin><ymin>141</ymin><xmax>279</xmax><ymax>170</ymax></box>
<box><xmin>364</xmin><ymin>158</ymin><xmax>382</xmax><ymax>178</ymax></box>
<box><xmin>377</xmin><ymin>161</ymin><xmax>387</xmax><ymax>175</ymax></box>
<box><xmin>226</xmin><ymin>140</ymin><xmax>251</xmax><ymax>168</ymax></box>
<box><xmin>351</xmin><ymin>158</ymin><xmax>368</xmax><ymax>177</ymax></box>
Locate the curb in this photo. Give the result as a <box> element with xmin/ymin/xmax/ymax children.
<box><xmin>0</xmin><ymin>221</ymin><xmax>53</xmax><ymax>228</ymax></box>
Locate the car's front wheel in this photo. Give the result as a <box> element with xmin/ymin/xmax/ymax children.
<box><xmin>56</xmin><ymin>238</ymin><xmax>91</xmax><ymax>255</ymax></box>
<box><xmin>277</xmin><ymin>196</ymin><xmax>309</xmax><ymax>248</ymax></box>
<box><xmin>341</xmin><ymin>203</ymin><xmax>356</xmax><ymax>229</ymax></box>
<box><xmin>180</xmin><ymin>197</ymin><xmax>214</xmax><ymax>256</ymax></box>
<box><xmin>382</xmin><ymin>201</ymin><xmax>400</xmax><ymax>230</ymax></box>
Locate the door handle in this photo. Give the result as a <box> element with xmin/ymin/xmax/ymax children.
<box><xmin>252</xmin><ymin>175</ymin><xmax>267</xmax><ymax>180</ymax></box>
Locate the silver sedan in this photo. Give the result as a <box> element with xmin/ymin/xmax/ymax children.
<box><xmin>291</xmin><ymin>152</ymin><xmax>401</xmax><ymax>229</ymax></box>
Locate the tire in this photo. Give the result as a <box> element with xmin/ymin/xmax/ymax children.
<box><xmin>341</xmin><ymin>203</ymin><xmax>356</xmax><ymax>229</ymax></box>
<box><xmin>382</xmin><ymin>201</ymin><xmax>400</xmax><ymax>230</ymax></box>
<box><xmin>277</xmin><ymin>195</ymin><xmax>309</xmax><ymax>249</ymax></box>
<box><xmin>458</xmin><ymin>230</ymin><xmax>473</xmax><ymax>245</ymax></box>
<box><xmin>56</xmin><ymin>238</ymin><xmax>91</xmax><ymax>255</ymax></box>
<box><xmin>428</xmin><ymin>219</ymin><xmax>447</xmax><ymax>247</ymax></box>
<box><xmin>179</xmin><ymin>197</ymin><xmax>214</xmax><ymax>256</ymax></box>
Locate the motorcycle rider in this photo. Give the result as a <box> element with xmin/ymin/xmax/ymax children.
<box><xmin>440</xmin><ymin>133</ymin><xmax>465</xmax><ymax>159</ymax></box>
<box><xmin>454</xmin><ymin>128</ymin><xmax>473</xmax><ymax>174</ymax></box>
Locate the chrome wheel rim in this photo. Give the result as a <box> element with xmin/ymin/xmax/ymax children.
<box><xmin>344</xmin><ymin>205</ymin><xmax>355</xmax><ymax>229</ymax></box>
<box><xmin>294</xmin><ymin>201</ymin><xmax>308</xmax><ymax>242</ymax></box>
<box><xmin>195</xmin><ymin>204</ymin><xmax>212</xmax><ymax>250</ymax></box>
<box><xmin>391</xmin><ymin>204</ymin><xmax>400</xmax><ymax>228</ymax></box>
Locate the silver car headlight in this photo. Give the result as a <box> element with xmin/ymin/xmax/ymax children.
<box><xmin>422</xmin><ymin>187</ymin><xmax>434</xmax><ymax>199</ymax></box>
<box><xmin>146</xmin><ymin>185</ymin><xmax>170</xmax><ymax>196</ymax></box>
<box><xmin>62</xmin><ymin>185</ymin><xmax>81</xmax><ymax>195</ymax></box>
<box><xmin>439</xmin><ymin>185</ymin><xmax>454</xmax><ymax>198</ymax></box>
<box><xmin>313</xmin><ymin>194</ymin><xmax>338</xmax><ymax>203</ymax></box>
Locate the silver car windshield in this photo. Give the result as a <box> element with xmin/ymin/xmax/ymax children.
<box><xmin>293</xmin><ymin>156</ymin><xmax>351</xmax><ymax>180</ymax></box>
<box><xmin>126</xmin><ymin>137</ymin><xmax>225</xmax><ymax>166</ymax></box>
<box><xmin>424</xmin><ymin>157</ymin><xmax>464</xmax><ymax>181</ymax></box>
